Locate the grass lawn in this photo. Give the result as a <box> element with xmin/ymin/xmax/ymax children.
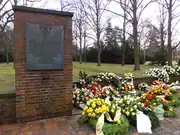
<box><xmin>0</xmin><ymin>63</ymin><xmax>15</xmax><ymax>94</ymax></box>
<box><xmin>0</xmin><ymin>62</ymin><xmax>161</xmax><ymax>94</ymax></box>
<box><xmin>73</xmin><ymin>62</ymin><xmax>160</xmax><ymax>80</ymax></box>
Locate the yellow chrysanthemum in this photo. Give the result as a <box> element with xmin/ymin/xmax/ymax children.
<box><xmin>91</xmin><ymin>113</ymin><xmax>96</xmax><ymax>117</ymax></box>
<box><xmin>87</xmin><ymin>107</ymin><xmax>93</xmax><ymax>113</ymax></box>
<box><xmin>97</xmin><ymin>101</ymin><xmax>102</xmax><ymax>106</ymax></box>
<box><xmin>95</xmin><ymin>109</ymin><xmax>100</xmax><ymax>113</ymax></box>
<box><xmin>102</xmin><ymin>105</ymin><xmax>107</xmax><ymax>111</ymax></box>
<box><xmin>84</xmin><ymin>106</ymin><xmax>88</xmax><ymax>111</ymax></box>
<box><xmin>92</xmin><ymin>103</ymin><xmax>96</xmax><ymax>108</ymax></box>
<box><xmin>88</xmin><ymin>113</ymin><xmax>92</xmax><ymax>117</ymax></box>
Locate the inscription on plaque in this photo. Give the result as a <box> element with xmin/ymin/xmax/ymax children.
<box><xmin>25</xmin><ymin>23</ymin><xmax>64</xmax><ymax>70</ymax></box>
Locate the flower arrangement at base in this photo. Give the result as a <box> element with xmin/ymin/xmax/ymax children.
<box><xmin>147</xmin><ymin>86</ymin><xmax>172</xmax><ymax>96</ymax></box>
<box><xmin>139</xmin><ymin>94</ymin><xmax>164</xmax><ymax>110</ymax></box>
<box><xmin>163</xmin><ymin>65</ymin><xmax>176</xmax><ymax>75</ymax></box>
<box><xmin>92</xmin><ymin>72</ymin><xmax>122</xmax><ymax>87</ymax></box>
<box><xmin>138</xmin><ymin>82</ymin><xmax>150</xmax><ymax>91</ymax></box>
<box><xmin>121</xmin><ymin>82</ymin><xmax>135</xmax><ymax>91</ymax></box>
<box><xmin>152</xmin><ymin>80</ymin><xmax>169</xmax><ymax>90</ymax></box>
<box><xmin>143</xmin><ymin>68</ymin><xmax>169</xmax><ymax>83</ymax></box>
<box><xmin>115</xmin><ymin>95</ymin><xmax>145</xmax><ymax>127</ymax></box>
<box><xmin>174</xmin><ymin>66</ymin><xmax>180</xmax><ymax>75</ymax></box>
<box><xmin>81</xmin><ymin>98</ymin><xmax>130</xmax><ymax>135</ymax></box>
<box><xmin>116</xmin><ymin>95</ymin><xmax>145</xmax><ymax>117</ymax></box>
<box><xmin>101</xmin><ymin>86</ymin><xmax>120</xmax><ymax>99</ymax></box>
<box><xmin>88</xmin><ymin>82</ymin><xmax>102</xmax><ymax>95</ymax></box>
<box><xmin>152</xmin><ymin>80</ymin><xmax>164</xmax><ymax>86</ymax></box>
<box><xmin>124</xmin><ymin>73</ymin><xmax>133</xmax><ymax>79</ymax></box>
<box><xmin>81</xmin><ymin>98</ymin><xmax>109</xmax><ymax>120</ymax></box>
<box><xmin>72</xmin><ymin>88</ymin><xmax>94</xmax><ymax>108</ymax></box>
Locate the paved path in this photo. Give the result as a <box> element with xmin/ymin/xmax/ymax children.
<box><xmin>1</xmin><ymin>108</ymin><xmax>180</xmax><ymax>135</ymax></box>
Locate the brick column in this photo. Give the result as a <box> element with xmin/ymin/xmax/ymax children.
<box><xmin>13</xmin><ymin>6</ymin><xmax>73</xmax><ymax>122</ymax></box>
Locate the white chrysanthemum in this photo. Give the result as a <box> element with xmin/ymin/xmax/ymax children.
<box><xmin>163</xmin><ymin>65</ymin><xmax>176</xmax><ymax>75</ymax></box>
<box><xmin>144</xmin><ymin>68</ymin><xmax>169</xmax><ymax>82</ymax></box>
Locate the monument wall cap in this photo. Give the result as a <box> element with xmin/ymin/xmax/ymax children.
<box><xmin>12</xmin><ymin>5</ymin><xmax>73</xmax><ymax>17</ymax></box>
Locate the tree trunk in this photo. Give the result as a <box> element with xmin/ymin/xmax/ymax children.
<box><xmin>79</xmin><ymin>35</ymin><xmax>82</xmax><ymax>64</ymax></box>
<box><xmin>97</xmin><ymin>36</ymin><xmax>101</xmax><ymax>66</ymax></box>
<box><xmin>83</xmin><ymin>29</ymin><xmax>86</xmax><ymax>62</ymax></box>
<box><xmin>160</xmin><ymin>22</ymin><xmax>166</xmax><ymax>65</ymax></box>
<box><xmin>79</xmin><ymin>20</ymin><xmax>83</xmax><ymax>64</ymax></box>
<box><xmin>167</xmin><ymin>0</ymin><xmax>173</xmax><ymax>66</ymax></box>
<box><xmin>121</xmin><ymin>44</ymin><xmax>125</xmax><ymax>66</ymax></box>
<box><xmin>97</xmin><ymin>14</ymin><xmax>101</xmax><ymax>66</ymax></box>
<box><xmin>13</xmin><ymin>47</ymin><xmax>15</xmax><ymax>69</ymax></box>
<box><xmin>83</xmin><ymin>49</ymin><xmax>86</xmax><ymax>62</ymax></box>
<box><xmin>121</xmin><ymin>8</ymin><xmax>126</xmax><ymax>66</ymax></box>
<box><xmin>5</xmin><ymin>45</ymin><xmax>9</xmax><ymax>64</ymax></box>
<box><xmin>133</xmin><ymin>1</ymin><xmax>140</xmax><ymax>70</ymax></box>
<box><xmin>75</xmin><ymin>43</ymin><xmax>78</xmax><ymax>62</ymax></box>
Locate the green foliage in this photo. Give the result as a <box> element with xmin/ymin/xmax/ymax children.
<box><xmin>79</xmin><ymin>114</ymin><xmax>89</xmax><ymax>123</ymax></box>
<box><xmin>165</xmin><ymin>95</ymin><xmax>174</xmax><ymax>100</ymax></box>
<box><xmin>164</xmin><ymin>110</ymin><xmax>178</xmax><ymax>118</ymax></box>
<box><xmin>163</xmin><ymin>104</ymin><xmax>178</xmax><ymax>118</ymax></box>
<box><xmin>165</xmin><ymin>95</ymin><xmax>180</xmax><ymax>107</ymax></box>
<box><xmin>147</xmin><ymin>111</ymin><xmax>160</xmax><ymax>129</ymax></box>
<box><xmin>88</xmin><ymin>114</ymin><xmax>129</xmax><ymax>135</ymax></box>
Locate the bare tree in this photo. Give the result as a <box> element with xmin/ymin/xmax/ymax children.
<box><xmin>157</xmin><ymin>0</ymin><xmax>167</xmax><ymax>65</ymax></box>
<box><xmin>58</xmin><ymin>0</ymin><xmax>73</xmax><ymax>11</ymax></box>
<box><xmin>0</xmin><ymin>0</ymin><xmax>42</xmax><ymax>64</ymax></box>
<box><xmin>83</xmin><ymin>25</ymin><xmax>87</xmax><ymax>62</ymax></box>
<box><xmin>71</xmin><ymin>0</ymin><xmax>87</xmax><ymax>64</ymax></box>
<box><xmin>120</xmin><ymin>0</ymin><xmax>129</xmax><ymax>66</ymax></box>
<box><xmin>79</xmin><ymin>0</ymin><xmax>111</xmax><ymax>66</ymax></box>
<box><xmin>160</xmin><ymin>0</ymin><xmax>180</xmax><ymax>66</ymax></box>
<box><xmin>107</xmin><ymin>0</ymin><xmax>154</xmax><ymax>70</ymax></box>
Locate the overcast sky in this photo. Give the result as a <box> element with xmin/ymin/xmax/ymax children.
<box><xmin>3</xmin><ymin>0</ymin><xmax>180</xmax><ymax>44</ymax></box>
<box><xmin>39</xmin><ymin>0</ymin><xmax>180</xmax><ymax>43</ymax></box>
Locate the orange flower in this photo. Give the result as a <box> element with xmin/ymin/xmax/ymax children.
<box><xmin>143</xmin><ymin>101</ymin><xmax>148</xmax><ymax>106</ymax></box>
<box><xmin>147</xmin><ymin>94</ymin><xmax>153</xmax><ymax>100</ymax></box>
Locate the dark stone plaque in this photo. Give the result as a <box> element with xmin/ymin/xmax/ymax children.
<box><xmin>25</xmin><ymin>23</ymin><xmax>64</xmax><ymax>70</ymax></box>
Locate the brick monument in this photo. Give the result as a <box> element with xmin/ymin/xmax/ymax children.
<box><xmin>13</xmin><ymin>6</ymin><xmax>73</xmax><ymax>122</ymax></box>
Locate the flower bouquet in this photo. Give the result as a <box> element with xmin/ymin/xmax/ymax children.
<box><xmin>101</xmin><ymin>86</ymin><xmax>120</xmax><ymax>100</ymax></box>
<box><xmin>88</xmin><ymin>82</ymin><xmax>102</xmax><ymax>95</ymax></box>
<box><xmin>139</xmin><ymin>94</ymin><xmax>164</xmax><ymax>109</ymax></box>
<box><xmin>152</xmin><ymin>80</ymin><xmax>169</xmax><ymax>90</ymax></box>
<box><xmin>147</xmin><ymin>86</ymin><xmax>172</xmax><ymax>96</ymax></box>
<box><xmin>152</xmin><ymin>80</ymin><xmax>164</xmax><ymax>86</ymax></box>
<box><xmin>115</xmin><ymin>95</ymin><xmax>145</xmax><ymax>126</ymax></box>
<box><xmin>139</xmin><ymin>94</ymin><xmax>165</xmax><ymax>120</ymax></box>
<box><xmin>92</xmin><ymin>72</ymin><xmax>122</xmax><ymax>87</ymax></box>
<box><xmin>138</xmin><ymin>82</ymin><xmax>150</xmax><ymax>91</ymax></box>
<box><xmin>72</xmin><ymin>88</ymin><xmax>94</xmax><ymax>108</ymax></box>
<box><xmin>116</xmin><ymin>95</ymin><xmax>144</xmax><ymax>117</ymax></box>
<box><xmin>174</xmin><ymin>65</ymin><xmax>180</xmax><ymax>75</ymax></box>
<box><xmin>124</xmin><ymin>73</ymin><xmax>133</xmax><ymax>79</ymax></box>
<box><xmin>163</xmin><ymin>65</ymin><xmax>176</xmax><ymax>75</ymax></box>
<box><xmin>143</xmin><ymin>68</ymin><xmax>169</xmax><ymax>83</ymax></box>
<box><xmin>121</xmin><ymin>82</ymin><xmax>135</xmax><ymax>92</ymax></box>
<box><xmin>81</xmin><ymin>98</ymin><xmax>129</xmax><ymax>135</ymax></box>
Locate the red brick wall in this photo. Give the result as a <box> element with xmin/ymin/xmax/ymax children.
<box><xmin>14</xmin><ymin>9</ymin><xmax>73</xmax><ymax>122</ymax></box>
